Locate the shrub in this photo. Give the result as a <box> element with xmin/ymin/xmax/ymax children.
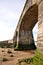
<box><xmin>1</xmin><ymin>46</ymin><xmax>5</xmax><ymax>48</ymax></box>
<box><xmin>18</xmin><ymin>58</ymin><xmax>33</xmax><ymax>65</ymax></box>
<box><xmin>10</xmin><ymin>55</ymin><xmax>14</xmax><ymax>57</ymax></box>
<box><xmin>2</xmin><ymin>50</ymin><xmax>5</xmax><ymax>52</ymax></box>
<box><xmin>2</xmin><ymin>58</ymin><xmax>8</xmax><ymax>62</ymax></box>
<box><xmin>7</xmin><ymin>49</ymin><xmax>12</xmax><ymax>54</ymax></box>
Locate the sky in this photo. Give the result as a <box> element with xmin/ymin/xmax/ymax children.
<box><xmin>0</xmin><ymin>0</ymin><xmax>38</xmax><ymax>41</ymax></box>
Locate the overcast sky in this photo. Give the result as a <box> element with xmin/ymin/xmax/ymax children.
<box><xmin>0</xmin><ymin>0</ymin><xmax>38</xmax><ymax>41</ymax></box>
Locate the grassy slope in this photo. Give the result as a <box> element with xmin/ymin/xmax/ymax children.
<box><xmin>30</xmin><ymin>50</ymin><xmax>43</xmax><ymax>65</ymax></box>
<box><xmin>18</xmin><ymin>49</ymin><xmax>43</xmax><ymax>65</ymax></box>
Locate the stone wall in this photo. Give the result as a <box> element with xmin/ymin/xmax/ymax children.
<box><xmin>37</xmin><ymin>0</ymin><xmax>43</xmax><ymax>52</ymax></box>
<box><xmin>32</xmin><ymin>0</ymin><xmax>42</xmax><ymax>5</ymax></box>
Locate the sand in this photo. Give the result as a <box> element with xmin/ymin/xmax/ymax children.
<box><xmin>0</xmin><ymin>48</ymin><xmax>35</xmax><ymax>65</ymax></box>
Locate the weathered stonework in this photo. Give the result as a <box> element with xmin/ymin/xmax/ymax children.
<box><xmin>13</xmin><ymin>0</ymin><xmax>43</xmax><ymax>51</ymax></box>
<box><xmin>19</xmin><ymin>30</ymin><xmax>34</xmax><ymax>44</ymax></box>
<box><xmin>37</xmin><ymin>0</ymin><xmax>43</xmax><ymax>52</ymax></box>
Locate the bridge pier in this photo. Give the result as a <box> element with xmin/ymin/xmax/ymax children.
<box><xmin>37</xmin><ymin>0</ymin><xmax>43</xmax><ymax>52</ymax></box>
<box><xmin>14</xmin><ymin>30</ymin><xmax>36</xmax><ymax>50</ymax></box>
<box><xmin>19</xmin><ymin>30</ymin><xmax>34</xmax><ymax>44</ymax></box>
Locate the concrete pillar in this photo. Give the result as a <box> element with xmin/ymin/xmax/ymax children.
<box><xmin>18</xmin><ymin>30</ymin><xmax>36</xmax><ymax>50</ymax></box>
<box><xmin>37</xmin><ymin>0</ymin><xmax>43</xmax><ymax>52</ymax></box>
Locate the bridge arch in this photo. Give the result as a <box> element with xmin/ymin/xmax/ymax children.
<box><xmin>13</xmin><ymin>0</ymin><xmax>43</xmax><ymax>51</ymax></box>
<box><xmin>14</xmin><ymin>4</ymin><xmax>38</xmax><ymax>50</ymax></box>
<box><xmin>19</xmin><ymin>4</ymin><xmax>38</xmax><ymax>30</ymax></box>
<box><xmin>18</xmin><ymin>4</ymin><xmax>38</xmax><ymax>50</ymax></box>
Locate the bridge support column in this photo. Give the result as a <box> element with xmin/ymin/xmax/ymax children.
<box><xmin>16</xmin><ymin>30</ymin><xmax>36</xmax><ymax>50</ymax></box>
<box><xmin>37</xmin><ymin>1</ymin><xmax>43</xmax><ymax>52</ymax></box>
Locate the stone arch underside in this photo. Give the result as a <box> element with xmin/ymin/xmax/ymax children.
<box><xmin>20</xmin><ymin>4</ymin><xmax>38</xmax><ymax>30</ymax></box>
<box><xmin>19</xmin><ymin>4</ymin><xmax>38</xmax><ymax>50</ymax></box>
<box><xmin>13</xmin><ymin>4</ymin><xmax>38</xmax><ymax>50</ymax></box>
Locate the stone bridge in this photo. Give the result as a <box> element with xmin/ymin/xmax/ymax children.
<box><xmin>13</xmin><ymin>0</ymin><xmax>43</xmax><ymax>51</ymax></box>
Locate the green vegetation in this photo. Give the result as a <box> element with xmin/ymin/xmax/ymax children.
<box><xmin>7</xmin><ymin>49</ymin><xmax>12</xmax><ymax>54</ymax></box>
<box><xmin>18</xmin><ymin>58</ymin><xmax>33</xmax><ymax>65</ymax></box>
<box><xmin>14</xmin><ymin>43</ymin><xmax>36</xmax><ymax>51</ymax></box>
<box><xmin>2</xmin><ymin>50</ymin><xmax>5</xmax><ymax>52</ymax></box>
<box><xmin>18</xmin><ymin>49</ymin><xmax>43</xmax><ymax>65</ymax></box>
<box><xmin>10</xmin><ymin>55</ymin><xmax>14</xmax><ymax>57</ymax></box>
<box><xmin>2</xmin><ymin>58</ymin><xmax>8</xmax><ymax>62</ymax></box>
<box><xmin>0</xmin><ymin>42</ymin><xmax>14</xmax><ymax>48</ymax></box>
